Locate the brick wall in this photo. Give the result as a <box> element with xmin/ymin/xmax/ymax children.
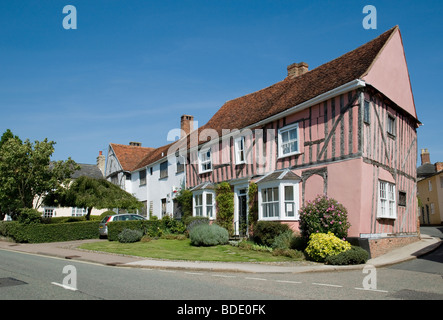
<box><xmin>368</xmin><ymin>235</ymin><xmax>420</xmax><ymax>258</ymax></box>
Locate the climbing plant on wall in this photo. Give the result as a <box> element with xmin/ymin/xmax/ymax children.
<box><xmin>215</xmin><ymin>182</ymin><xmax>234</xmax><ymax>235</ymax></box>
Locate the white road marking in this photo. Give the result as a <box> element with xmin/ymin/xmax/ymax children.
<box><xmin>276</xmin><ymin>280</ymin><xmax>302</xmax><ymax>284</ymax></box>
<box><xmin>355</xmin><ymin>287</ymin><xmax>389</xmax><ymax>293</ymax></box>
<box><xmin>185</xmin><ymin>272</ymin><xmax>204</xmax><ymax>275</ymax></box>
<box><xmin>51</xmin><ymin>282</ymin><xmax>77</xmax><ymax>291</ymax></box>
<box><xmin>312</xmin><ymin>282</ymin><xmax>343</xmax><ymax>288</ymax></box>
<box><xmin>245</xmin><ymin>277</ymin><xmax>267</xmax><ymax>281</ymax></box>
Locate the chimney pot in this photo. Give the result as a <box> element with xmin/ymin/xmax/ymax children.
<box><xmin>97</xmin><ymin>150</ymin><xmax>106</xmax><ymax>176</ymax></box>
<box><xmin>129</xmin><ymin>142</ymin><xmax>142</xmax><ymax>147</ymax></box>
<box><xmin>420</xmin><ymin>148</ymin><xmax>431</xmax><ymax>165</ymax></box>
<box><xmin>180</xmin><ymin>115</ymin><xmax>194</xmax><ymax>138</ymax></box>
<box><xmin>287</xmin><ymin>62</ymin><xmax>309</xmax><ymax>79</ymax></box>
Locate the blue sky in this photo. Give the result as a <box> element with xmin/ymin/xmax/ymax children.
<box><xmin>0</xmin><ymin>0</ymin><xmax>441</xmax><ymax>166</ymax></box>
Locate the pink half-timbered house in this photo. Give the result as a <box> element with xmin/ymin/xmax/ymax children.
<box><xmin>183</xmin><ymin>26</ymin><xmax>420</xmax><ymax>256</ymax></box>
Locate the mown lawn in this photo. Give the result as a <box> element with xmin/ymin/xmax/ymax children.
<box><xmin>79</xmin><ymin>239</ymin><xmax>303</xmax><ymax>263</ymax></box>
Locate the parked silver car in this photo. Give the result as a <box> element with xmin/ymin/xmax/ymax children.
<box><xmin>99</xmin><ymin>214</ymin><xmax>146</xmax><ymax>238</ymax></box>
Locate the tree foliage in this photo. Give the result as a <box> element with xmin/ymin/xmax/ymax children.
<box><xmin>0</xmin><ymin>131</ymin><xmax>77</xmax><ymax>219</ymax></box>
<box><xmin>174</xmin><ymin>188</ymin><xmax>193</xmax><ymax>221</ymax></box>
<box><xmin>44</xmin><ymin>176</ymin><xmax>142</xmax><ymax>220</ymax></box>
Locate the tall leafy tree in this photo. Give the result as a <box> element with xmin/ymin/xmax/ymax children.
<box><xmin>0</xmin><ymin>134</ymin><xmax>77</xmax><ymax>219</ymax></box>
<box><xmin>44</xmin><ymin>176</ymin><xmax>142</xmax><ymax>220</ymax></box>
<box><xmin>0</xmin><ymin>129</ymin><xmax>21</xmax><ymax>148</ymax></box>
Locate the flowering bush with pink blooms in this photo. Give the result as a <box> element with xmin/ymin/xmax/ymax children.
<box><xmin>299</xmin><ymin>195</ymin><xmax>351</xmax><ymax>241</ymax></box>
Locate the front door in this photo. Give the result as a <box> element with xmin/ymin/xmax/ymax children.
<box><xmin>238</xmin><ymin>189</ymin><xmax>248</xmax><ymax>237</ymax></box>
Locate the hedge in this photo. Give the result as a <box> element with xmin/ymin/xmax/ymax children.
<box><xmin>0</xmin><ymin>221</ymin><xmax>100</xmax><ymax>243</ymax></box>
<box><xmin>107</xmin><ymin>218</ymin><xmax>187</xmax><ymax>241</ymax></box>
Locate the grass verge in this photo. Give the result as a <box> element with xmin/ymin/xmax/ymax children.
<box><xmin>79</xmin><ymin>239</ymin><xmax>304</xmax><ymax>263</ymax></box>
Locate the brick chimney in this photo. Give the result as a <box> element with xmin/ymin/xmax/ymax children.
<box><xmin>435</xmin><ymin>162</ymin><xmax>443</xmax><ymax>172</ymax></box>
<box><xmin>420</xmin><ymin>148</ymin><xmax>430</xmax><ymax>165</ymax></box>
<box><xmin>180</xmin><ymin>115</ymin><xmax>194</xmax><ymax>138</ymax></box>
<box><xmin>96</xmin><ymin>151</ymin><xmax>106</xmax><ymax>176</ymax></box>
<box><xmin>129</xmin><ymin>142</ymin><xmax>142</xmax><ymax>147</ymax></box>
<box><xmin>287</xmin><ymin>62</ymin><xmax>309</xmax><ymax>79</ymax></box>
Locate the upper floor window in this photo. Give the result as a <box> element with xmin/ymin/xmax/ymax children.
<box><xmin>387</xmin><ymin>113</ymin><xmax>396</xmax><ymax>137</ymax></box>
<box><xmin>160</xmin><ymin>161</ymin><xmax>168</xmax><ymax>179</ymax></box>
<box><xmin>139</xmin><ymin>169</ymin><xmax>146</xmax><ymax>185</ymax></box>
<box><xmin>176</xmin><ymin>155</ymin><xmax>185</xmax><ymax>173</ymax></box>
<box><xmin>234</xmin><ymin>136</ymin><xmax>246</xmax><ymax>164</ymax></box>
<box><xmin>364</xmin><ymin>100</ymin><xmax>371</xmax><ymax>124</ymax></box>
<box><xmin>278</xmin><ymin>123</ymin><xmax>300</xmax><ymax>158</ymax></box>
<box><xmin>199</xmin><ymin>148</ymin><xmax>212</xmax><ymax>173</ymax></box>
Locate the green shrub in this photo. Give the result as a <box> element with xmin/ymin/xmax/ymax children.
<box><xmin>236</xmin><ymin>240</ymin><xmax>273</xmax><ymax>253</ymax></box>
<box><xmin>118</xmin><ymin>228</ymin><xmax>143</xmax><ymax>243</ymax></box>
<box><xmin>100</xmin><ymin>210</ymin><xmax>116</xmax><ymax>220</ymax></box>
<box><xmin>175</xmin><ymin>189</ymin><xmax>193</xmax><ymax>221</ymax></box>
<box><xmin>189</xmin><ymin>223</ymin><xmax>229</xmax><ymax>246</ymax></box>
<box><xmin>305</xmin><ymin>232</ymin><xmax>351</xmax><ymax>262</ymax></box>
<box><xmin>272</xmin><ymin>230</ymin><xmax>296</xmax><ymax>250</ymax></box>
<box><xmin>299</xmin><ymin>195</ymin><xmax>351</xmax><ymax>241</ymax></box>
<box><xmin>272</xmin><ymin>248</ymin><xmax>304</xmax><ymax>259</ymax></box>
<box><xmin>17</xmin><ymin>208</ymin><xmax>42</xmax><ymax>225</ymax></box>
<box><xmin>107</xmin><ymin>220</ymin><xmax>161</xmax><ymax>241</ymax></box>
<box><xmin>160</xmin><ymin>215</ymin><xmax>186</xmax><ymax>234</ymax></box>
<box><xmin>252</xmin><ymin>221</ymin><xmax>289</xmax><ymax>247</ymax></box>
<box><xmin>184</xmin><ymin>216</ymin><xmax>209</xmax><ymax>232</ymax></box>
<box><xmin>325</xmin><ymin>246</ymin><xmax>369</xmax><ymax>265</ymax></box>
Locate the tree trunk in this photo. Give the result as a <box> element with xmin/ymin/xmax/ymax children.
<box><xmin>86</xmin><ymin>207</ymin><xmax>92</xmax><ymax>220</ymax></box>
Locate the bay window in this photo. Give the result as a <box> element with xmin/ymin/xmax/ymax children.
<box><xmin>193</xmin><ymin>190</ymin><xmax>216</xmax><ymax>219</ymax></box>
<box><xmin>258</xmin><ymin>181</ymin><xmax>299</xmax><ymax>221</ymax></box>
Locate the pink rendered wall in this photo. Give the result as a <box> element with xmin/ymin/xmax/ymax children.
<box><xmin>326</xmin><ymin>159</ymin><xmax>363</xmax><ymax>238</ymax></box>
<box><xmin>362</xmin><ymin>28</ymin><xmax>417</xmax><ymax>120</ymax></box>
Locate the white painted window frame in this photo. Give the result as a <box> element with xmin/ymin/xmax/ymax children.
<box><xmin>278</xmin><ymin>123</ymin><xmax>300</xmax><ymax>159</ymax></box>
<box><xmin>193</xmin><ymin>190</ymin><xmax>216</xmax><ymax>220</ymax></box>
<box><xmin>198</xmin><ymin>147</ymin><xmax>212</xmax><ymax>174</ymax></box>
<box><xmin>234</xmin><ymin>136</ymin><xmax>246</xmax><ymax>165</ymax></box>
<box><xmin>258</xmin><ymin>181</ymin><xmax>299</xmax><ymax>221</ymax></box>
<box><xmin>377</xmin><ymin>180</ymin><xmax>397</xmax><ymax>219</ymax></box>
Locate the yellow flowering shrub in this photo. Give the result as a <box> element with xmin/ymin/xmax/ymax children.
<box><xmin>305</xmin><ymin>232</ymin><xmax>351</xmax><ymax>262</ymax></box>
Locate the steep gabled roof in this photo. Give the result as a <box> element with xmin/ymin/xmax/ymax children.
<box><xmin>133</xmin><ymin>143</ymin><xmax>174</xmax><ymax>170</ymax></box>
<box><xmin>127</xmin><ymin>26</ymin><xmax>418</xmax><ymax>171</ymax></box>
<box><xmin>110</xmin><ymin>143</ymin><xmax>155</xmax><ymax>172</ymax></box>
<box><xmin>198</xmin><ymin>26</ymin><xmax>415</xmax><ymax>137</ymax></box>
<box><xmin>71</xmin><ymin>163</ymin><xmax>104</xmax><ymax>179</ymax></box>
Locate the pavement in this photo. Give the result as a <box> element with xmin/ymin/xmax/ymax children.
<box><xmin>0</xmin><ymin>233</ymin><xmax>441</xmax><ymax>274</ymax></box>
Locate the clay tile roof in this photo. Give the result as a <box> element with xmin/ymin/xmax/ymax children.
<box><xmin>119</xmin><ymin>26</ymin><xmax>404</xmax><ymax>171</ymax></box>
<box><xmin>200</xmin><ymin>26</ymin><xmax>399</xmax><ymax>136</ymax></box>
<box><xmin>133</xmin><ymin>143</ymin><xmax>174</xmax><ymax>170</ymax></box>
<box><xmin>110</xmin><ymin>143</ymin><xmax>155</xmax><ymax>172</ymax></box>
